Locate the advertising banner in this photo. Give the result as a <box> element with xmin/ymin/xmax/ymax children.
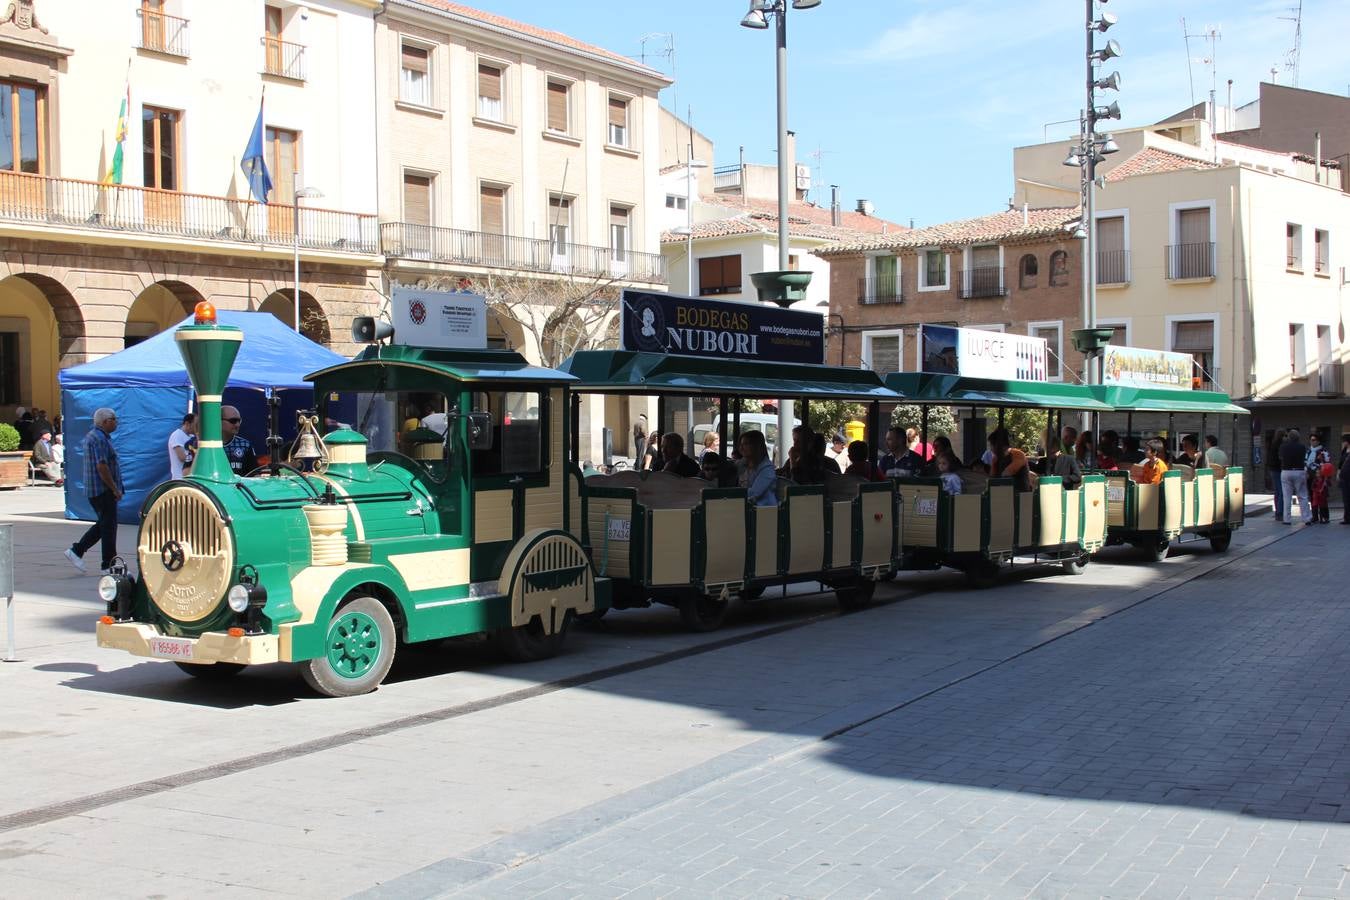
<box><xmin>620</xmin><ymin>289</ymin><xmax>824</xmax><ymax>365</ymax></box>
<box><xmin>391</xmin><ymin>286</ymin><xmax>488</xmax><ymax>350</ymax></box>
<box><xmin>1101</xmin><ymin>344</ymin><xmax>1193</xmax><ymax>390</ymax></box>
<box><xmin>919</xmin><ymin>324</ymin><xmax>1048</xmax><ymax>382</ymax></box>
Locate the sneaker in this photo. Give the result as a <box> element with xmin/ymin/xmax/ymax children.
<box><xmin>64</xmin><ymin>547</ymin><xmax>87</xmax><ymax>574</ymax></box>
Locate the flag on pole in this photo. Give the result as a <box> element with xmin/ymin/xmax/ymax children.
<box><xmin>103</xmin><ymin>81</ymin><xmax>129</xmax><ymax>185</ymax></box>
<box><xmin>240</xmin><ymin>96</ymin><xmax>272</xmax><ymax>203</ymax></box>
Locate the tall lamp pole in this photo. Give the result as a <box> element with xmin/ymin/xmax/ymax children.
<box><xmin>293</xmin><ymin>182</ymin><xmax>322</xmax><ymax>333</ymax></box>
<box><xmin>742</xmin><ymin>0</ymin><xmax>820</xmax><ymax>463</ymax></box>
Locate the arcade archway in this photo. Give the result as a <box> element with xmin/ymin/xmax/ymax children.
<box><xmin>0</xmin><ymin>273</ymin><xmax>83</xmax><ymax>418</ymax></box>
<box><xmin>126</xmin><ymin>280</ymin><xmax>202</xmax><ymax>347</ymax></box>
<box><xmin>259</xmin><ymin>289</ymin><xmax>330</xmax><ymax>346</ymax></box>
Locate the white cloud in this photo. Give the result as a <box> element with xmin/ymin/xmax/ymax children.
<box><xmin>859</xmin><ymin>0</ymin><xmax>1071</xmax><ymax>64</ymax></box>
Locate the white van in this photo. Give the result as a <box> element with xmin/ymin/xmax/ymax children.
<box><xmin>691</xmin><ymin>413</ymin><xmax>800</xmax><ymax>458</ymax></box>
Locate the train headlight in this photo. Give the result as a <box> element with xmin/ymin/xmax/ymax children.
<box><xmin>227</xmin><ymin>584</ymin><xmax>251</xmax><ymax>613</ymax></box>
<box><xmin>97</xmin><ymin>565</ymin><xmax>135</xmax><ymax>619</ymax></box>
<box><xmin>232</xmin><ymin>566</ymin><xmax>269</xmax><ymax>634</ymax></box>
<box><xmin>98</xmin><ymin>575</ymin><xmax>120</xmax><ymax>603</ymax></box>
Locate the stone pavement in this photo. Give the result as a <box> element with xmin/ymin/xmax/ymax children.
<box><xmin>0</xmin><ymin>485</ymin><xmax>1341</xmax><ymax>898</ymax></box>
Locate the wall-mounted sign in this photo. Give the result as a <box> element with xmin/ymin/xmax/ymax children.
<box><xmin>620</xmin><ymin>289</ymin><xmax>824</xmax><ymax>365</ymax></box>
<box><xmin>919</xmin><ymin>325</ymin><xmax>1048</xmax><ymax>382</ymax></box>
<box><xmin>1101</xmin><ymin>345</ymin><xmax>1193</xmax><ymax>390</ymax></box>
<box><xmin>391</xmin><ymin>286</ymin><xmax>488</xmax><ymax>350</ymax></box>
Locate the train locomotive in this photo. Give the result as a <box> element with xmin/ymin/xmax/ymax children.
<box><xmin>96</xmin><ymin>302</ymin><xmax>602</xmax><ymax>696</ymax></box>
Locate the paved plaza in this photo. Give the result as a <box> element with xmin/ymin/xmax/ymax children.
<box><xmin>3</xmin><ymin>486</ymin><xmax>1350</xmax><ymax>897</ymax></box>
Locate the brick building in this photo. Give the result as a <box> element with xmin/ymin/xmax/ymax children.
<box><xmin>816</xmin><ymin>207</ymin><xmax>1086</xmax><ymax>381</ymax></box>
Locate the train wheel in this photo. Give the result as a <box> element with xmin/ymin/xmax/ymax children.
<box><xmin>678</xmin><ymin>591</ymin><xmax>728</xmax><ymax>632</ymax></box>
<box><xmin>1209</xmin><ymin>530</ymin><xmax>1232</xmax><ymax>553</ymax></box>
<box><xmin>302</xmin><ymin>596</ymin><xmax>396</xmax><ymax>698</ymax></box>
<box><xmin>174</xmin><ymin>662</ymin><xmax>246</xmax><ymax>679</ymax></box>
<box><xmin>965</xmin><ymin>560</ymin><xmax>1000</xmax><ymax>589</ymax></box>
<box><xmin>495</xmin><ymin>612</ymin><xmax>572</xmax><ymax>662</ymax></box>
<box><xmin>835</xmin><ymin>579</ymin><xmax>876</xmax><ymax>612</ymax></box>
<box><xmin>1061</xmin><ymin>554</ymin><xmax>1089</xmax><ymax>576</ymax></box>
<box><xmin>1144</xmin><ymin>539</ymin><xmax>1170</xmax><ymax>562</ymax></box>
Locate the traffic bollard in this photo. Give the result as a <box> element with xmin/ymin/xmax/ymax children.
<box><xmin>0</xmin><ymin>524</ymin><xmax>14</xmax><ymax>661</ymax></box>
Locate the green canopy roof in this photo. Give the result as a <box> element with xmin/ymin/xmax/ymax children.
<box><xmin>307</xmin><ymin>344</ymin><xmax>576</xmax><ymax>385</ymax></box>
<box><xmin>1092</xmin><ymin>385</ymin><xmax>1250</xmax><ymax>415</ymax></box>
<box><xmin>560</xmin><ymin>351</ymin><xmax>903</xmax><ymax>401</ymax></box>
<box><xmin>884</xmin><ymin>373</ymin><xmax>1112</xmax><ymax>411</ymax></box>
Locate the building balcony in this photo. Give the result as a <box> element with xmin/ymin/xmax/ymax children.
<box><xmin>380</xmin><ymin>222</ymin><xmax>667</xmax><ymax>284</ymax></box>
<box><xmin>959</xmin><ymin>266</ymin><xmax>1006</xmax><ymax>299</ymax></box>
<box><xmin>1096</xmin><ymin>249</ymin><xmax>1130</xmax><ymax>285</ymax></box>
<box><xmin>0</xmin><ymin>171</ymin><xmax>378</xmax><ymax>254</ymax></box>
<box><xmin>262</xmin><ymin>36</ymin><xmax>306</xmax><ymax>80</ymax></box>
<box><xmin>857</xmin><ymin>275</ymin><xmax>902</xmax><ymax>305</ymax></box>
<box><xmin>712</xmin><ymin>165</ymin><xmax>742</xmax><ymax>193</ymax></box>
<box><xmin>1164</xmin><ymin>242</ymin><xmax>1215</xmax><ymax>280</ymax></box>
<box><xmin>137</xmin><ymin>8</ymin><xmax>189</xmax><ymax>57</ymax></box>
<box><xmin>1318</xmin><ymin>363</ymin><xmax>1343</xmax><ymax>397</ymax></box>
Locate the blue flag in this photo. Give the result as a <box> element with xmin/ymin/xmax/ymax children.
<box><xmin>240</xmin><ymin>100</ymin><xmax>272</xmax><ymax>203</ymax></box>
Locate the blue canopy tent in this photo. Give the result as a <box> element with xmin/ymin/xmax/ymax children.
<box><xmin>58</xmin><ymin>311</ymin><xmax>347</xmax><ymax>524</ymax></box>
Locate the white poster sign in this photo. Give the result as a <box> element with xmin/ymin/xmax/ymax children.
<box><xmin>920</xmin><ymin>324</ymin><xmax>1048</xmax><ymax>382</ymax></box>
<box><xmin>391</xmin><ymin>287</ymin><xmax>488</xmax><ymax>350</ymax></box>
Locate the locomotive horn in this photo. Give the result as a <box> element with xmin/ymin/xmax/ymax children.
<box><xmin>175</xmin><ymin>300</ymin><xmax>243</xmax><ymax>483</ymax></box>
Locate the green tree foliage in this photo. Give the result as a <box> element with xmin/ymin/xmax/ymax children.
<box><xmin>807</xmin><ymin>399</ymin><xmax>865</xmax><ymax>438</ymax></box>
<box><xmin>984</xmin><ymin>407</ymin><xmax>1053</xmax><ymax>454</ymax></box>
<box><xmin>0</xmin><ymin>423</ymin><xmax>18</xmax><ymax>453</ymax></box>
<box><xmin>889</xmin><ymin>404</ymin><xmax>958</xmax><ymax>438</ymax></box>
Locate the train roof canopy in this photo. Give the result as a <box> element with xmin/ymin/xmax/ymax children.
<box><xmin>307</xmin><ymin>343</ymin><xmax>576</xmax><ymax>385</ymax></box>
<box><xmin>561</xmin><ymin>351</ymin><xmax>903</xmax><ymax>401</ymax></box>
<box><xmin>884</xmin><ymin>373</ymin><xmax>1113</xmax><ymax>411</ymax></box>
<box><xmin>1092</xmin><ymin>385</ymin><xmax>1250</xmax><ymax>415</ymax></box>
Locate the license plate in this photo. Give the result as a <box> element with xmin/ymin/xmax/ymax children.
<box><xmin>149</xmin><ymin>636</ymin><xmax>194</xmax><ymax>660</ymax></box>
<box><xmin>915</xmin><ymin>498</ymin><xmax>938</xmax><ymax>517</ymax></box>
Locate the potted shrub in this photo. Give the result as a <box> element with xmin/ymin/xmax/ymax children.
<box><xmin>0</xmin><ymin>422</ymin><xmax>28</xmax><ymax>489</ymax></box>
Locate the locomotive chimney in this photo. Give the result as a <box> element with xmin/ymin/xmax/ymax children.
<box><xmin>175</xmin><ymin>301</ymin><xmax>242</xmax><ymax>483</ymax></box>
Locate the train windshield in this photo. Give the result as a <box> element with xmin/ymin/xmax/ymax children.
<box><xmin>348</xmin><ymin>389</ymin><xmax>457</xmax><ymax>482</ymax></box>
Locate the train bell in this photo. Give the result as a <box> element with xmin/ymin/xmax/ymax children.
<box><xmin>292</xmin><ymin>430</ymin><xmax>324</xmax><ymax>462</ymax></box>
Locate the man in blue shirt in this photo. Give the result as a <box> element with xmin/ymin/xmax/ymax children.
<box><xmin>65</xmin><ymin>407</ymin><xmax>123</xmax><ymax>574</ymax></box>
<box><xmin>221</xmin><ymin>405</ymin><xmax>259</xmax><ymax>476</ymax></box>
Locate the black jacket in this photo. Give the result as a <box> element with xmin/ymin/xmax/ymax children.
<box><xmin>1278</xmin><ymin>439</ymin><xmax>1308</xmax><ymax>471</ymax></box>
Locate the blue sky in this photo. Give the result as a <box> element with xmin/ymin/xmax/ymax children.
<box><xmin>470</xmin><ymin>1</ymin><xmax>1350</xmax><ymax>227</ymax></box>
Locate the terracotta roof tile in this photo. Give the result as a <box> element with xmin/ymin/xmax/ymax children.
<box><xmin>399</xmin><ymin>1</ymin><xmax>669</xmax><ymax>80</ymax></box>
<box><xmin>703</xmin><ymin>195</ymin><xmax>902</xmax><ymax>235</ymax></box>
<box><xmin>1105</xmin><ymin>146</ymin><xmax>1221</xmax><ymax>181</ymax></box>
<box><xmin>815</xmin><ymin>207</ymin><xmax>1080</xmax><ymax>256</ymax></box>
<box><xmin>660</xmin><ymin>213</ymin><xmax>880</xmax><ymax>245</ymax></box>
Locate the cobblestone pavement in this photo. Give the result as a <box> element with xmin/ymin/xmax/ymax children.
<box><xmin>402</xmin><ymin>522</ymin><xmax>1350</xmax><ymax>899</ymax></box>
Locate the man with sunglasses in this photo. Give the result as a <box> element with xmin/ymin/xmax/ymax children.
<box><xmin>221</xmin><ymin>405</ymin><xmax>258</xmax><ymax>476</ymax></box>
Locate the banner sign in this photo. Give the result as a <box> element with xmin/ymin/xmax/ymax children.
<box><xmin>620</xmin><ymin>289</ymin><xmax>824</xmax><ymax>365</ymax></box>
<box><xmin>919</xmin><ymin>324</ymin><xmax>1048</xmax><ymax>382</ymax></box>
<box><xmin>1101</xmin><ymin>344</ymin><xmax>1193</xmax><ymax>390</ymax></box>
<box><xmin>392</xmin><ymin>286</ymin><xmax>488</xmax><ymax>350</ymax></box>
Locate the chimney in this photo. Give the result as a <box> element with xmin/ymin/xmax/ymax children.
<box><xmin>855</xmin><ymin>199</ymin><xmax>874</xmax><ymax>216</ymax></box>
<box><xmin>1023</xmin><ymin>203</ymin><xmax>1029</xmax><ymax>226</ymax></box>
<box><xmin>830</xmin><ymin>184</ymin><xmax>841</xmax><ymax>226</ymax></box>
<box><xmin>1315</xmin><ymin>131</ymin><xmax>1322</xmax><ymax>183</ymax></box>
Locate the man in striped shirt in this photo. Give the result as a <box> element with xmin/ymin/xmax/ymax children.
<box><xmin>65</xmin><ymin>407</ymin><xmax>123</xmax><ymax>575</ymax></box>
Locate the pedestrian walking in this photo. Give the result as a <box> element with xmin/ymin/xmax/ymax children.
<box><xmin>1270</xmin><ymin>429</ymin><xmax>1286</xmax><ymax>522</ymax></box>
<box><xmin>167</xmin><ymin>412</ymin><xmax>196</xmax><ymax>480</ymax></box>
<box><xmin>1278</xmin><ymin>429</ymin><xmax>1312</xmax><ymax>524</ymax></box>
<box><xmin>65</xmin><ymin>407</ymin><xmax>123</xmax><ymax>574</ymax></box>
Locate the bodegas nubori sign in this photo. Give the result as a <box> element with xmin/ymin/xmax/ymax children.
<box><xmin>1101</xmin><ymin>344</ymin><xmax>1193</xmax><ymax>390</ymax></box>
<box><xmin>392</xmin><ymin>286</ymin><xmax>489</xmax><ymax>350</ymax></box>
<box><xmin>620</xmin><ymin>289</ymin><xmax>825</xmax><ymax>365</ymax></box>
<box><xmin>919</xmin><ymin>324</ymin><xmax>1048</xmax><ymax>381</ymax></box>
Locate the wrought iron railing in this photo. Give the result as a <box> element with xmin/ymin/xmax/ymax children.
<box><xmin>1165</xmin><ymin>242</ymin><xmax>1214</xmax><ymax>279</ymax></box>
<box><xmin>262</xmin><ymin>36</ymin><xmax>306</xmax><ymax>80</ymax></box>
<box><xmin>959</xmin><ymin>266</ymin><xmax>1006</xmax><ymax>299</ymax></box>
<box><xmin>0</xmin><ymin>171</ymin><xmax>377</xmax><ymax>253</ymax></box>
<box><xmin>1287</xmin><ymin>253</ymin><xmax>1302</xmax><ymax>269</ymax></box>
<box><xmin>1096</xmin><ymin>249</ymin><xmax>1130</xmax><ymax>284</ymax></box>
<box><xmin>381</xmin><ymin>222</ymin><xmax>667</xmax><ymax>284</ymax></box>
<box><xmin>857</xmin><ymin>275</ymin><xmax>902</xmax><ymax>304</ymax></box>
<box><xmin>137</xmin><ymin>8</ymin><xmax>189</xmax><ymax>57</ymax></box>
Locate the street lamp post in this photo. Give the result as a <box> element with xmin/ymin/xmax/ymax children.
<box><xmin>741</xmin><ymin>0</ymin><xmax>820</xmax><ymax>464</ymax></box>
<box><xmin>684</xmin><ymin>151</ymin><xmax>708</xmax><ymax>291</ymax></box>
<box><xmin>293</xmin><ymin>182</ymin><xmax>323</xmax><ymax>334</ymax></box>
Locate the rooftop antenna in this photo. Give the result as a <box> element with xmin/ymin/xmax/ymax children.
<box><xmin>1278</xmin><ymin>1</ymin><xmax>1302</xmax><ymax>87</ymax></box>
<box><xmin>807</xmin><ymin>145</ymin><xmax>835</xmax><ymax>204</ymax></box>
<box><xmin>1182</xmin><ymin>20</ymin><xmax>1221</xmax><ymax>129</ymax></box>
<box><xmin>638</xmin><ymin>32</ymin><xmax>675</xmax><ymax>111</ymax></box>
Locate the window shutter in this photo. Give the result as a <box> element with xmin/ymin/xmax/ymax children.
<box><xmin>403</xmin><ymin>174</ymin><xmax>431</xmax><ymax>226</ymax></box>
<box><xmin>1096</xmin><ymin>216</ymin><xmax>1124</xmax><ymax>252</ymax></box>
<box><xmin>402</xmin><ymin>44</ymin><xmax>428</xmax><ymax>74</ymax></box>
<box><xmin>1179</xmin><ymin>208</ymin><xmax>1208</xmax><ymax>246</ymax></box>
<box><xmin>546</xmin><ymin>81</ymin><xmax>568</xmax><ymax>132</ymax></box>
<box><xmin>972</xmin><ymin>245</ymin><xmax>999</xmax><ymax>267</ymax></box>
<box><xmin>608</xmin><ymin>96</ymin><xmax>627</xmax><ymax>128</ymax></box>
<box><xmin>1172</xmin><ymin>320</ymin><xmax>1214</xmax><ymax>352</ymax></box>
<box><xmin>871</xmin><ymin>336</ymin><xmax>900</xmax><ymax>375</ymax></box>
<box><xmin>480</xmin><ymin>185</ymin><xmax>505</xmax><ymax>234</ymax></box>
<box><xmin>609</xmin><ymin>205</ymin><xmax>629</xmax><ymax>229</ymax></box>
<box><xmin>478</xmin><ymin>63</ymin><xmax>502</xmax><ymax>101</ymax></box>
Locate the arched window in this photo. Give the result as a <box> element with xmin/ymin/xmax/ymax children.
<box><xmin>1050</xmin><ymin>250</ymin><xmax>1069</xmax><ymax>286</ymax></box>
<box><xmin>1018</xmin><ymin>253</ymin><xmax>1038</xmax><ymax>289</ymax></box>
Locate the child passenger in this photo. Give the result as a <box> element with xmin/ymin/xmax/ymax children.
<box><xmin>1140</xmin><ymin>438</ymin><xmax>1169</xmax><ymax>485</ymax></box>
<box><xmin>936</xmin><ymin>452</ymin><xmax>963</xmax><ymax>496</ymax></box>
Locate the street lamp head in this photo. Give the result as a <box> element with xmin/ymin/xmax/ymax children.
<box><xmin>1062</xmin><ymin>149</ymin><xmax>1083</xmax><ymax>168</ymax></box>
<box><xmin>295</xmin><ymin>186</ymin><xmax>323</xmax><ymax>200</ymax></box>
<box><xmin>1071</xmin><ymin>225</ymin><xmax>1088</xmax><ymax>240</ymax></box>
<box><xmin>792</xmin><ymin>0</ymin><xmax>822</xmax><ymax>8</ymax></box>
<box><xmin>1093</xmin><ymin>11</ymin><xmax>1118</xmax><ymax>32</ymax></box>
<box><xmin>1096</xmin><ymin>134</ymin><xmax>1120</xmax><ymax>154</ymax></box>
<box><xmin>1095</xmin><ymin>70</ymin><xmax>1122</xmax><ymax>91</ymax></box>
<box><xmin>740</xmin><ymin>9</ymin><xmax>769</xmax><ymax>28</ymax></box>
<box><xmin>1093</xmin><ymin>39</ymin><xmax>1122</xmax><ymax>61</ymax></box>
<box><xmin>688</xmin><ymin>158</ymin><xmax>709</xmax><ymax>169</ymax></box>
<box><xmin>1093</xmin><ymin>101</ymin><xmax>1121</xmax><ymax>121</ymax></box>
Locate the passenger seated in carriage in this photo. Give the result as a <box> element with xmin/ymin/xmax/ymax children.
<box><xmin>699</xmin><ymin>451</ymin><xmax>737</xmax><ymax>487</ymax></box>
<box><xmin>921</xmin><ymin>435</ymin><xmax>962</xmax><ymax>475</ymax></box>
<box><xmin>1138</xmin><ymin>438</ymin><xmax>1169</xmax><ymax>485</ymax></box>
<box><xmin>989</xmin><ymin>427</ymin><xmax>1032</xmax><ymax>492</ymax></box>
<box><xmin>659</xmin><ymin>432</ymin><xmax>701</xmax><ymax>477</ymax></box>
<box><xmin>1097</xmin><ymin>430</ymin><xmax>1120</xmax><ymax>471</ymax></box>
<box><xmin>879</xmin><ymin>426</ymin><xmax>924</xmax><ymax>478</ymax></box>
<box><xmin>843</xmin><ymin>440</ymin><xmax>884</xmax><ymax>481</ymax></box>
<box><xmin>936</xmin><ymin>451</ymin><xmax>964</xmax><ymax>496</ymax></box>
<box><xmin>1053</xmin><ymin>425</ymin><xmax>1084</xmax><ymax>489</ymax></box>
<box><xmin>738</xmin><ymin>430</ymin><xmax>778</xmax><ymax>507</ymax></box>
<box><xmin>1174</xmin><ymin>434</ymin><xmax>1200</xmax><ymax>468</ymax></box>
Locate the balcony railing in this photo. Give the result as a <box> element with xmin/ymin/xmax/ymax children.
<box><xmin>1165</xmin><ymin>242</ymin><xmax>1215</xmax><ymax>280</ymax></box>
<box><xmin>137</xmin><ymin>8</ymin><xmax>189</xmax><ymax>57</ymax></box>
<box><xmin>381</xmin><ymin>222</ymin><xmax>667</xmax><ymax>284</ymax></box>
<box><xmin>1287</xmin><ymin>253</ymin><xmax>1302</xmax><ymax>270</ymax></box>
<box><xmin>0</xmin><ymin>171</ymin><xmax>377</xmax><ymax>253</ymax></box>
<box><xmin>959</xmin><ymin>266</ymin><xmax>1006</xmax><ymax>299</ymax></box>
<box><xmin>712</xmin><ymin>165</ymin><xmax>742</xmax><ymax>192</ymax></box>
<box><xmin>262</xmin><ymin>36</ymin><xmax>306</xmax><ymax>80</ymax></box>
<box><xmin>857</xmin><ymin>275</ymin><xmax>902</xmax><ymax>304</ymax></box>
<box><xmin>1096</xmin><ymin>249</ymin><xmax>1130</xmax><ymax>284</ymax></box>
<box><xmin>1318</xmin><ymin>363</ymin><xmax>1343</xmax><ymax>396</ymax></box>
<box><xmin>1315</xmin><ymin>256</ymin><xmax>1329</xmax><ymax>275</ymax></box>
